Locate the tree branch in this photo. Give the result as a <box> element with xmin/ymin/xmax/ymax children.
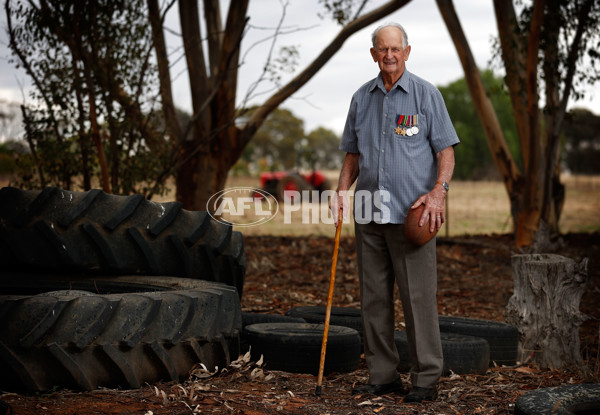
<box><xmin>5</xmin><ymin>0</ymin><xmax>62</xmax><ymax>147</ymax></box>
<box><xmin>555</xmin><ymin>0</ymin><xmax>595</xmax><ymax>136</ymax></box>
<box><xmin>524</xmin><ymin>0</ymin><xmax>545</xmax><ymax>190</ymax></box>
<box><xmin>204</xmin><ymin>0</ymin><xmax>223</xmax><ymax>78</ymax></box>
<box><xmin>493</xmin><ymin>0</ymin><xmax>531</xmax><ymax>170</ymax></box>
<box><xmin>216</xmin><ymin>0</ymin><xmax>249</xmax><ymax>124</ymax></box>
<box><xmin>180</xmin><ymin>0</ymin><xmax>211</xmax><ymax>138</ymax></box>
<box><xmin>147</xmin><ymin>0</ymin><xmax>182</xmax><ymax>141</ymax></box>
<box><xmin>239</xmin><ymin>0</ymin><xmax>292</xmax><ymax>109</ymax></box>
<box><xmin>242</xmin><ymin>0</ymin><xmax>412</xmax><ymax>146</ymax></box>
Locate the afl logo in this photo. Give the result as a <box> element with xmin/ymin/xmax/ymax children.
<box><xmin>207</xmin><ymin>187</ymin><xmax>279</xmax><ymax>227</ymax></box>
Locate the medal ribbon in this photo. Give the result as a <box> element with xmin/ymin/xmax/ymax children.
<box><xmin>396</xmin><ymin>114</ymin><xmax>403</xmax><ymax>127</ymax></box>
<box><xmin>397</xmin><ymin>115</ymin><xmax>418</xmax><ymax>127</ymax></box>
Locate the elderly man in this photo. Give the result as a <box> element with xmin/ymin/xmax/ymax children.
<box><xmin>331</xmin><ymin>22</ymin><xmax>459</xmax><ymax>403</ymax></box>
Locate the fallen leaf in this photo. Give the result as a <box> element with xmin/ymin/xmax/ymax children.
<box><xmin>515</xmin><ymin>366</ymin><xmax>539</xmax><ymax>374</ymax></box>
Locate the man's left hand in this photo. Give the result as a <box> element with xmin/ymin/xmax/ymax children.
<box><xmin>410</xmin><ymin>186</ymin><xmax>446</xmax><ymax>232</ymax></box>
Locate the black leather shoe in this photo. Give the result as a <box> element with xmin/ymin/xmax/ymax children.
<box><xmin>351</xmin><ymin>378</ymin><xmax>403</xmax><ymax>396</ymax></box>
<box><xmin>404</xmin><ymin>386</ymin><xmax>438</xmax><ymax>402</ymax></box>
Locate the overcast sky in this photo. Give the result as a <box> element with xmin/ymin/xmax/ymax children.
<box><xmin>1</xmin><ymin>0</ymin><xmax>598</xmax><ymax>136</ymax></box>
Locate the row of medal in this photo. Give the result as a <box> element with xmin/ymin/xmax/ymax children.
<box><xmin>395</xmin><ymin>114</ymin><xmax>419</xmax><ymax>136</ymax></box>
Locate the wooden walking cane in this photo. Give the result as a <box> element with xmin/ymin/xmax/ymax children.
<box><xmin>315</xmin><ymin>206</ymin><xmax>343</xmax><ymax>396</ymax></box>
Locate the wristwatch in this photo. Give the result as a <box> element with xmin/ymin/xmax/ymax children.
<box><xmin>436</xmin><ymin>181</ymin><xmax>449</xmax><ymax>192</ymax></box>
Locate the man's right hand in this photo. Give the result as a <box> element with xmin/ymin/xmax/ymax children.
<box><xmin>330</xmin><ymin>190</ymin><xmax>350</xmax><ymax>226</ymax></box>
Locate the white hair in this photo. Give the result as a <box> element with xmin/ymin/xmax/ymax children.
<box><xmin>371</xmin><ymin>22</ymin><xmax>408</xmax><ymax>48</ymax></box>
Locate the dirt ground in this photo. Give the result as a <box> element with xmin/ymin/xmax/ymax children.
<box><xmin>2</xmin><ymin>232</ymin><xmax>599</xmax><ymax>415</ymax></box>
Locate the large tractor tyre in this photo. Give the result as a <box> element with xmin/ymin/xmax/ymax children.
<box><xmin>515</xmin><ymin>384</ymin><xmax>600</xmax><ymax>415</ymax></box>
<box><xmin>316</xmin><ymin>178</ymin><xmax>332</xmax><ymax>195</ymax></box>
<box><xmin>0</xmin><ymin>187</ymin><xmax>245</xmax><ymax>297</ymax></box>
<box><xmin>0</xmin><ymin>275</ymin><xmax>241</xmax><ymax>392</ymax></box>
<box><xmin>286</xmin><ymin>306</ymin><xmax>364</xmax><ymax>347</ymax></box>
<box><xmin>276</xmin><ymin>173</ymin><xmax>315</xmax><ymax>202</ymax></box>
<box><xmin>243</xmin><ymin>322</ymin><xmax>361</xmax><ymax>375</ymax></box>
<box><xmin>395</xmin><ymin>331</ymin><xmax>490</xmax><ymax>375</ymax></box>
<box><xmin>438</xmin><ymin>316</ymin><xmax>519</xmax><ymax>367</ymax></box>
<box><xmin>262</xmin><ymin>179</ymin><xmax>279</xmax><ymax>199</ymax></box>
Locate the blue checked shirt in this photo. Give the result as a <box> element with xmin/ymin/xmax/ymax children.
<box><xmin>340</xmin><ymin>70</ymin><xmax>460</xmax><ymax>224</ymax></box>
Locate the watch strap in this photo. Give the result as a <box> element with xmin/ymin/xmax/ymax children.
<box><xmin>436</xmin><ymin>180</ymin><xmax>449</xmax><ymax>192</ymax></box>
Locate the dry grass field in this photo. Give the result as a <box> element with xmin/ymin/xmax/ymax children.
<box><xmin>199</xmin><ymin>172</ymin><xmax>600</xmax><ymax>237</ymax></box>
<box><xmin>2</xmin><ymin>173</ymin><xmax>598</xmax><ymax>237</ymax></box>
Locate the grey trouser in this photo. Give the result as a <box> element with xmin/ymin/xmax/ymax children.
<box><xmin>355</xmin><ymin>221</ymin><xmax>443</xmax><ymax>388</ymax></box>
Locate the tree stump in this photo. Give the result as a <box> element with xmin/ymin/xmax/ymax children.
<box><xmin>507</xmin><ymin>254</ymin><xmax>589</xmax><ymax>369</ymax></box>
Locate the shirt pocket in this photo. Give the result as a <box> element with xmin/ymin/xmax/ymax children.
<box><xmin>392</xmin><ymin>113</ymin><xmax>426</xmax><ymax>142</ymax></box>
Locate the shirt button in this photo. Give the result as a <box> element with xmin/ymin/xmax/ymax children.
<box><xmin>381</xmin><ymin>149</ymin><xmax>384</xmax><ymax>152</ymax></box>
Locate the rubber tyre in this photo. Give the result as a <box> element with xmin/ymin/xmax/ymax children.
<box><xmin>0</xmin><ymin>275</ymin><xmax>241</xmax><ymax>392</ymax></box>
<box><xmin>243</xmin><ymin>322</ymin><xmax>361</xmax><ymax>375</ymax></box>
<box><xmin>438</xmin><ymin>316</ymin><xmax>519</xmax><ymax>366</ymax></box>
<box><xmin>515</xmin><ymin>384</ymin><xmax>600</xmax><ymax>415</ymax></box>
<box><xmin>316</xmin><ymin>178</ymin><xmax>332</xmax><ymax>195</ymax></box>
<box><xmin>287</xmin><ymin>306</ymin><xmax>364</xmax><ymax>350</ymax></box>
<box><xmin>0</xmin><ymin>187</ymin><xmax>245</xmax><ymax>297</ymax></box>
<box><xmin>285</xmin><ymin>306</ymin><xmax>363</xmax><ymax>335</ymax></box>
<box><xmin>395</xmin><ymin>330</ymin><xmax>490</xmax><ymax>375</ymax></box>
<box><xmin>240</xmin><ymin>313</ymin><xmax>306</xmax><ymax>353</ymax></box>
<box><xmin>276</xmin><ymin>174</ymin><xmax>315</xmax><ymax>202</ymax></box>
<box><xmin>242</xmin><ymin>312</ymin><xmax>306</xmax><ymax>327</ymax></box>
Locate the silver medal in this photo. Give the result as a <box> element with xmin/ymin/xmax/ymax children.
<box><xmin>411</xmin><ymin>126</ymin><xmax>419</xmax><ymax>135</ymax></box>
<box><xmin>406</xmin><ymin>129</ymin><xmax>413</xmax><ymax>136</ymax></box>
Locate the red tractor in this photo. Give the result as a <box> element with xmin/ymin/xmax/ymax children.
<box><xmin>255</xmin><ymin>170</ymin><xmax>331</xmax><ymax>202</ymax></box>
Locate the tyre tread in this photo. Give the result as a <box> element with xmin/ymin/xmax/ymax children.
<box><xmin>0</xmin><ymin>187</ymin><xmax>245</xmax><ymax>297</ymax></box>
<box><xmin>149</xmin><ymin>202</ymin><xmax>182</xmax><ymax>236</ymax></box>
<box><xmin>58</xmin><ymin>189</ymin><xmax>102</xmax><ymax>228</ymax></box>
<box><xmin>104</xmin><ymin>194</ymin><xmax>145</xmax><ymax>231</ymax></box>
<box><xmin>0</xmin><ymin>277</ymin><xmax>241</xmax><ymax>391</ymax></box>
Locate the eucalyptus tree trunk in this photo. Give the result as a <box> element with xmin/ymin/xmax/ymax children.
<box><xmin>436</xmin><ymin>0</ymin><xmax>593</xmax><ymax>250</ymax></box>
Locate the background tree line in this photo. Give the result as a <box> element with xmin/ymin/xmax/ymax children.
<box><xmin>4</xmin><ymin>70</ymin><xmax>598</xmax><ymax>180</ymax></box>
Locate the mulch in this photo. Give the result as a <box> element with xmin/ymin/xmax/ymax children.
<box><xmin>2</xmin><ymin>232</ymin><xmax>599</xmax><ymax>415</ymax></box>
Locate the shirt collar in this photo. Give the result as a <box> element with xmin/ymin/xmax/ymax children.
<box><xmin>369</xmin><ymin>70</ymin><xmax>411</xmax><ymax>94</ymax></box>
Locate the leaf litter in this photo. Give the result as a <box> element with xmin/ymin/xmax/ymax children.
<box><xmin>2</xmin><ymin>233</ymin><xmax>599</xmax><ymax>414</ymax></box>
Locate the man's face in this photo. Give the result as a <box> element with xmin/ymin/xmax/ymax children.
<box><xmin>370</xmin><ymin>27</ymin><xmax>411</xmax><ymax>78</ymax></box>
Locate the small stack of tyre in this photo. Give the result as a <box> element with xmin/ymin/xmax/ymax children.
<box><xmin>0</xmin><ymin>187</ymin><xmax>246</xmax><ymax>392</ymax></box>
<box><xmin>242</xmin><ymin>306</ymin><xmax>520</xmax><ymax>377</ymax></box>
